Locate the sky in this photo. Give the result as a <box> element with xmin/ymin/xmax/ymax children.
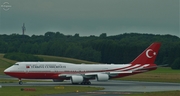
<box><xmin>0</xmin><ymin>0</ymin><xmax>179</xmax><ymax>37</ymax></box>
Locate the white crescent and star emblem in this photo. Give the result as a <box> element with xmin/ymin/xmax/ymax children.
<box><xmin>146</xmin><ymin>49</ymin><xmax>156</xmax><ymax>58</ymax></box>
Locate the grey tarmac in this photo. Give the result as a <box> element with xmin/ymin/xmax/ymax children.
<box><xmin>1</xmin><ymin>75</ymin><xmax>180</xmax><ymax>96</ymax></box>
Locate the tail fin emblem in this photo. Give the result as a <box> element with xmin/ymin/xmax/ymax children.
<box><xmin>146</xmin><ymin>49</ymin><xmax>156</xmax><ymax>58</ymax></box>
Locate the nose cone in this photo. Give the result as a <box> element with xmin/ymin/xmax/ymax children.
<box><xmin>4</xmin><ymin>67</ymin><xmax>18</xmax><ymax>78</ymax></box>
<box><xmin>4</xmin><ymin>68</ymin><xmax>10</xmax><ymax>75</ymax></box>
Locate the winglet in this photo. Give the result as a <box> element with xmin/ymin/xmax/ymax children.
<box><xmin>130</xmin><ymin>42</ymin><xmax>161</xmax><ymax>65</ymax></box>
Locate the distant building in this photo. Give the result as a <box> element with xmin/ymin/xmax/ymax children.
<box><xmin>22</xmin><ymin>23</ymin><xmax>26</xmax><ymax>35</ymax></box>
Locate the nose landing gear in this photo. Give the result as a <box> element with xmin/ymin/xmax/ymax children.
<box><xmin>18</xmin><ymin>78</ymin><xmax>23</xmax><ymax>85</ymax></box>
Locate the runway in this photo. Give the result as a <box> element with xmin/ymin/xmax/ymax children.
<box><xmin>1</xmin><ymin>75</ymin><xmax>180</xmax><ymax>96</ymax></box>
<box><xmin>1</xmin><ymin>79</ymin><xmax>180</xmax><ymax>92</ymax></box>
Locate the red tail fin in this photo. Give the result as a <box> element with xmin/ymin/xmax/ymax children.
<box><xmin>130</xmin><ymin>42</ymin><xmax>161</xmax><ymax>65</ymax></box>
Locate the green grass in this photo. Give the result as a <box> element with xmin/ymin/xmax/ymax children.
<box><xmin>128</xmin><ymin>90</ymin><xmax>180</xmax><ymax>96</ymax></box>
<box><xmin>115</xmin><ymin>67</ymin><xmax>180</xmax><ymax>83</ymax></box>
<box><xmin>0</xmin><ymin>86</ymin><xmax>103</xmax><ymax>96</ymax></box>
<box><xmin>0</xmin><ymin>54</ymin><xmax>16</xmax><ymax>67</ymax></box>
<box><xmin>0</xmin><ymin>54</ymin><xmax>16</xmax><ymax>75</ymax></box>
<box><xmin>148</xmin><ymin>67</ymin><xmax>180</xmax><ymax>73</ymax></box>
<box><xmin>0</xmin><ymin>79</ymin><xmax>53</xmax><ymax>83</ymax></box>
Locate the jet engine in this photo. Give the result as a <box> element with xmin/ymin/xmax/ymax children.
<box><xmin>71</xmin><ymin>75</ymin><xmax>84</xmax><ymax>84</ymax></box>
<box><xmin>96</xmin><ymin>74</ymin><xmax>109</xmax><ymax>81</ymax></box>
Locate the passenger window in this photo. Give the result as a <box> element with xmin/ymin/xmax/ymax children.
<box><xmin>14</xmin><ymin>64</ymin><xmax>19</xmax><ymax>65</ymax></box>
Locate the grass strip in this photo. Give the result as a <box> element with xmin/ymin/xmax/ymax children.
<box><xmin>128</xmin><ymin>90</ymin><xmax>180</xmax><ymax>96</ymax></box>
<box><xmin>0</xmin><ymin>86</ymin><xmax>103</xmax><ymax>96</ymax></box>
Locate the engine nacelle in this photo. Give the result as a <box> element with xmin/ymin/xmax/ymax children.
<box><xmin>96</xmin><ymin>74</ymin><xmax>109</xmax><ymax>81</ymax></box>
<box><xmin>53</xmin><ymin>79</ymin><xmax>64</xmax><ymax>82</ymax></box>
<box><xmin>71</xmin><ymin>76</ymin><xmax>84</xmax><ymax>83</ymax></box>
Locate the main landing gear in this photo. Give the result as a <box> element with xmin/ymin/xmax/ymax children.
<box><xmin>18</xmin><ymin>79</ymin><xmax>23</xmax><ymax>85</ymax></box>
<box><xmin>71</xmin><ymin>80</ymin><xmax>91</xmax><ymax>85</ymax></box>
<box><xmin>80</xmin><ymin>81</ymin><xmax>91</xmax><ymax>85</ymax></box>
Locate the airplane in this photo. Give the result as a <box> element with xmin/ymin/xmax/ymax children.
<box><xmin>4</xmin><ymin>42</ymin><xmax>161</xmax><ymax>85</ymax></box>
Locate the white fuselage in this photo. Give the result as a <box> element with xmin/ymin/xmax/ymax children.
<box><xmin>5</xmin><ymin>62</ymin><xmax>131</xmax><ymax>73</ymax></box>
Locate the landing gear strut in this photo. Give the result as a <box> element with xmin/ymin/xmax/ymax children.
<box><xmin>18</xmin><ymin>79</ymin><xmax>23</xmax><ymax>85</ymax></box>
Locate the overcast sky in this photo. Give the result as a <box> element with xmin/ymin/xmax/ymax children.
<box><xmin>0</xmin><ymin>0</ymin><xmax>179</xmax><ymax>37</ymax></box>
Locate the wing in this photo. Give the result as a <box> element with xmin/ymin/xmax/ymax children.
<box><xmin>57</xmin><ymin>64</ymin><xmax>154</xmax><ymax>79</ymax></box>
<box><xmin>58</xmin><ymin>71</ymin><xmax>133</xmax><ymax>80</ymax></box>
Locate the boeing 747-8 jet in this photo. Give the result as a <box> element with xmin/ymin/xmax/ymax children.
<box><xmin>4</xmin><ymin>42</ymin><xmax>161</xmax><ymax>85</ymax></box>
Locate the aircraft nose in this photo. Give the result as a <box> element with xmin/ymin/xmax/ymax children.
<box><xmin>4</xmin><ymin>68</ymin><xmax>10</xmax><ymax>74</ymax></box>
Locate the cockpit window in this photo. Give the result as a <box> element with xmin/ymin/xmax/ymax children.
<box><xmin>14</xmin><ymin>64</ymin><xmax>19</xmax><ymax>65</ymax></box>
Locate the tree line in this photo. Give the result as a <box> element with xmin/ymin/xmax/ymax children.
<box><xmin>0</xmin><ymin>32</ymin><xmax>180</xmax><ymax>69</ymax></box>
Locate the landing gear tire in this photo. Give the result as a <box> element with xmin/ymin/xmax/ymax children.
<box><xmin>81</xmin><ymin>81</ymin><xmax>91</xmax><ymax>85</ymax></box>
<box><xmin>80</xmin><ymin>82</ymin><xmax>84</xmax><ymax>85</ymax></box>
<box><xmin>19</xmin><ymin>81</ymin><xmax>23</xmax><ymax>85</ymax></box>
<box><xmin>87</xmin><ymin>82</ymin><xmax>91</xmax><ymax>85</ymax></box>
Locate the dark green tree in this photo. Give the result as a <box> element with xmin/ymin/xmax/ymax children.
<box><xmin>99</xmin><ymin>33</ymin><xmax>107</xmax><ymax>38</ymax></box>
<box><xmin>0</xmin><ymin>32</ymin><xmax>180</xmax><ymax>65</ymax></box>
<box><xmin>171</xmin><ymin>57</ymin><xmax>180</xmax><ymax>69</ymax></box>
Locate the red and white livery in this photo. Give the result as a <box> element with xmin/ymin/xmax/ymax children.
<box><xmin>4</xmin><ymin>42</ymin><xmax>161</xmax><ymax>85</ymax></box>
